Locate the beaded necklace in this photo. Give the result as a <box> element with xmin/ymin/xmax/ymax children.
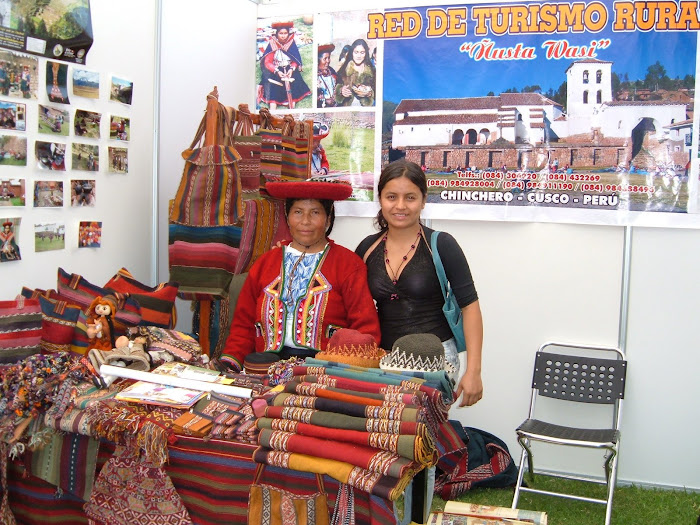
<box><xmin>383</xmin><ymin>230</ymin><xmax>422</xmax><ymax>286</ymax></box>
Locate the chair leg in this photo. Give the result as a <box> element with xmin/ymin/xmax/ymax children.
<box><xmin>519</xmin><ymin>436</ymin><xmax>535</xmax><ymax>482</ymax></box>
<box><xmin>604</xmin><ymin>445</ymin><xmax>620</xmax><ymax>525</ymax></box>
<box><xmin>512</xmin><ymin>437</ymin><xmax>530</xmax><ymax>509</ymax></box>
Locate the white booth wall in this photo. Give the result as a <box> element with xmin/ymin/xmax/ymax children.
<box><xmin>0</xmin><ymin>0</ymin><xmax>157</xmax><ymax>292</ymax></box>
<box><xmin>2</xmin><ymin>0</ymin><xmax>697</xmax><ymax>493</ymax></box>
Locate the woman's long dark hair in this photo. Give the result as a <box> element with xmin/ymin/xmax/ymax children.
<box><xmin>338</xmin><ymin>39</ymin><xmax>375</xmax><ymax>79</ymax></box>
<box><xmin>374</xmin><ymin>159</ymin><xmax>427</xmax><ymax>230</ymax></box>
<box><xmin>285</xmin><ymin>198</ymin><xmax>335</xmax><ymax>236</ymax></box>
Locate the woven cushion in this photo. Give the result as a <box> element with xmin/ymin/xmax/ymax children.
<box><xmin>57</xmin><ymin>267</ymin><xmax>142</xmax><ymax>330</ymax></box>
<box><xmin>104</xmin><ymin>268</ymin><xmax>178</xmax><ymax>328</ymax></box>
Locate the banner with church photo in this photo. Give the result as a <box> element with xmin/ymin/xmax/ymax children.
<box><xmin>323</xmin><ymin>1</ymin><xmax>699</xmax><ymax>226</ymax></box>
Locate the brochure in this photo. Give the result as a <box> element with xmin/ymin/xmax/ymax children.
<box><xmin>115</xmin><ymin>380</ymin><xmax>205</xmax><ymax>409</ymax></box>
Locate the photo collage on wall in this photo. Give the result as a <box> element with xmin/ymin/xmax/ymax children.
<box><xmin>256</xmin><ymin>11</ymin><xmax>378</xmax><ymax>202</ymax></box>
<box><xmin>0</xmin><ymin>43</ymin><xmax>133</xmax><ymax>263</ymax></box>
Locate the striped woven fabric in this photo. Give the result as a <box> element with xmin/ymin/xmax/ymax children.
<box><xmin>271</xmin><ymin>393</ymin><xmax>420</xmax><ymax>422</ymax></box>
<box><xmin>167</xmin><ymin>436</ymin><xmax>397</xmax><ymax>525</ymax></box>
<box><xmin>253</xmin><ymin>446</ymin><xmax>415</xmax><ymax>502</ymax></box>
<box><xmin>56</xmin><ymin>268</ymin><xmax>142</xmax><ymax>330</ymax></box>
<box><xmin>233</xmin><ymin>198</ymin><xmax>258</xmax><ymax>274</ymax></box>
<box><xmin>168</xmin><ymin>222</ymin><xmax>242</xmax><ymax>300</ymax></box>
<box><xmin>258</xmin><ymin>127</ymin><xmax>283</xmax><ymax>184</ymax></box>
<box><xmin>256</xmin><ymin>417</ymin><xmax>436</xmax><ymax>466</ymax></box>
<box><xmin>281</xmin><ymin>119</ymin><xmax>312</xmax><ymax>180</ymax></box>
<box><xmin>170</xmin><ymin>144</ymin><xmax>243</xmax><ymax>227</ymax></box>
<box><xmin>0</xmin><ymin>296</ymin><xmax>42</xmax><ymax>364</ymax></box>
<box><xmin>30</xmin><ymin>432</ymin><xmax>101</xmax><ymax>501</ymax></box>
<box><xmin>104</xmin><ymin>268</ymin><xmax>179</xmax><ymax>329</ymax></box>
<box><xmin>258</xmin><ymin>428</ymin><xmax>415</xmax><ymax>479</ymax></box>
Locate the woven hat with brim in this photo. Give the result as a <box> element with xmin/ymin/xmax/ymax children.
<box><xmin>318</xmin><ymin>44</ymin><xmax>335</xmax><ymax>56</ymax></box>
<box><xmin>265</xmin><ymin>179</ymin><xmax>352</xmax><ymax>201</ymax></box>
<box><xmin>315</xmin><ymin>328</ymin><xmax>386</xmax><ymax>368</ymax></box>
<box><xmin>379</xmin><ymin>333</ymin><xmax>456</xmax><ymax>375</ymax></box>
<box><xmin>244</xmin><ymin>352</ymin><xmax>281</xmax><ymax>375</ymax></box>
<box><xmin>271</xmin><ymin>21</ymin><xmax>294</xmax><ymax>30</ymax></box>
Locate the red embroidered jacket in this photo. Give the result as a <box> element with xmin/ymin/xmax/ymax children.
<box><xmin>221</xmin><ymin>240</ymin><xmax>380</xmax><ymax>370</ymax></box>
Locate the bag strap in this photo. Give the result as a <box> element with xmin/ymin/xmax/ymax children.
<box><xmin>430</xmin><ymin>231</ymin><xmax>450</xmax><ymax>302</ymax></box>
<box><xmin>189</xmin><ymin>113</ymin><xmax>207</xmax><ymax>149</ymax></box>
<box><xmin>234</xmin><ymin>104</ymin><xmax>256</xmax><ymax>136</ymax></box>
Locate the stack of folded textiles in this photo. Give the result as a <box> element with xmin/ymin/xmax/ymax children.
<box><xmin>252</xmin><ymin>359</ymin><xmax>453</xmax><ymax>501</ymax></box>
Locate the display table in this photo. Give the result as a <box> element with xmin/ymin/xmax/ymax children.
<box><xmin>7</xmin><ymin>434</ymin><xmax>398</xmax><ymax>525</ymax></box>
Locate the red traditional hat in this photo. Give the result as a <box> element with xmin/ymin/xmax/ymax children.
<box><xmin>318</xmin><ymin>43</ymin><xmax>335</xmax><ymax>55</ymax></box>
<box><xmin>2</xmin><ymin>220</ymin><xmax>12</xmax><ymax>228</ymax></box>
<box><xmin>265</xmin><ymin>179</ymin><xmax>352</xmax><ymax>201</ymax></box>
<box><xmin>271</xmin><ymin>21</ymin><xmax>294</xmax><ymax>30</ymax></box>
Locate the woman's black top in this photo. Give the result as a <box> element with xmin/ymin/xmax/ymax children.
<box><xmin>355</xmin><ymin>226</ymin><xmax>478</xmax><ymax>350</ymax></box>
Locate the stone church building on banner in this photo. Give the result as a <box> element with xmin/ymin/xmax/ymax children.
<box><xmin>391</xmin><ymin>58</ymin><xmax>691</xmax><ymax>173</ymax></box>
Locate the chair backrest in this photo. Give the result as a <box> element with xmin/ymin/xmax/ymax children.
<box><xmin>532</xmin><ymin>349</ymin><xmax>627</xmax><ymax>405</ymax></box>
<box><xmin>526</xmin><ymin>342</ymin><xmax>628</xmax><ymax>432</ymax></box>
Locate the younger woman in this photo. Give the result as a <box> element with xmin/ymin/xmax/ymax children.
<box><xmin>334</xmin><ymin>39</ymin><xmax>375</xmax><ymax>107</ymax></box>
<box><xmin>356</xmin><ymin>160</ymin><xmax>483</xmax><ymax>407</ymax></box>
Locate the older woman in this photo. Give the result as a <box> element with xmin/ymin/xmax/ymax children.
<box><xmin>316</xmin><ymin>43</ymin><xmax>338</xmax><ymax>108</ymax></box>
<box><xmin>220</xmin><ymin>179</ymin><xmax>380</xmax><ymax>371</ymax></box>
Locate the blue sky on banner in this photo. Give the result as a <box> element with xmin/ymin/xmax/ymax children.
<box><xmin>382</xmin><ymin>2</ymin><xmax>697</xmax><ymax>103</ymax></box>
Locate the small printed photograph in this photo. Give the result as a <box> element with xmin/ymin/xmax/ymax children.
<box><xmin>38</xmin><ymin>104</ymin><xmax>69</xmax><ymax>135</ymax></box>
<box><xmin>71</xmin><ymin>179</ymin><xmax>95</xmax><ymax>206</ymax></box>
<box><xmin>110</xmin><ymin>76</ymin><xmax>133</xmax><ymax>105</ymax></box>
<box><xmin>35</xmin><ymin>141</ymin><xmax>67</xmax><ymax>170</ymax></box>
<box><xmin>0</xmin><ymin>178</ymin><xmax>26</xmax><ymax>206</ymax></box>
<box><xmin>1</xmin><ymin>217</ymin><xmax>21</xmax><ymax>262</ymax></box>
<box><xmin>34</xmin><ymin>222</ymin><xmax>65</xmax><ymax>253</ymax></box>
<box><xmin>78</xmin><ymin>221</ymin><xmax>102</xmax><ymax>248</ymax></box>
<box><xmin>46</xmin><ymin>61</ymin><xmax>70</xmax><ymax>104</ymax></box>
<box><xmin>256</xmin><ymin>17</ymin><xmax>313</xmax><ymax>110</ymax></box>
<box><xmin>72</xmin><ymin>143</ymin><xmax>99</xmax><ymax>171</ymax></box>
<box><xmin>314</xmin><ymin>11</ymin><xmax>377</xmax><ymax>109</ymax></box>
<box><xmin>0</xmin><ymin>100</ymin><xmax>26</xmax><ymax>131</ymax></box>
<box><xmin>72</xmin><ymin>69</ymin><xmax>100</xmax><ymax>99</ymax></box>
<box><xmin>109</xmin><ymin>115</ymin><xmax>130</xmax><ymax>141</ymax></box>
<box><xmin>0</xmin><ymin>50</ymin><xmax>38</xmax><ymax>100</ymax></box>
<box><xmin>74</xmin><ymin>109</ymin><xmax>101</xmax><ymax>138</ymax></box>
<box><xmin>108</xmin><ymin>146</ymin><xmax>128</xmax><ymax>173</ymax></box>
<box><xmin>0</xmin><ymin>134</ymin><xmax>27</xmax><ymax>166</ymax></box>
<box><xmin>33</xmin><ymin>180</ymin><xmax>64</xmax><ymax>208</ymax></box>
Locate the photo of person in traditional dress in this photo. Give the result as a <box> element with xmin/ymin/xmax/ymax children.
<box><xmin>311</xmin><ymin>121</ymin><xmax>330</xmax><ymax>176</ymax></box>
<box><xmin>256</xmin><ymin>20</ymin><xmax>311</xmax><ymax>110</ymax></box>
<box><xmin>0</xmin><ymin>101</ymin><xmax>24</xmax><ymax>131</ymax></box>
<box><xmin>72</xmin><ymin>143</ymin><xmax>99</xmax><ymax>172</ymax></box>
<box><xmin>316</xmin><ymin>43</ymin><xmax>337</xmax><ymax>108</ymax></box>
<box><xmin>335</xmin><ymin>38</ymin><xmax>376</xmax><ymax>107</ymax></box>
<box><xmin>0</xmin><ymin>218</ymin><xmax>21</xmax><ymax>262</ymax></box>
<box><xmin>38</xmin><ymin>104</ymin><xmax>68</xmax><ymax>135</ymax></box>
<box><xmin>35</xmin><ymin>141</ymin><xmax>66</xmax><ymax>171</ymax></box>
<box><xmin>74</xmin><ymin>109</ymin><xmax>101</xmax><ymax>138</ymax></box>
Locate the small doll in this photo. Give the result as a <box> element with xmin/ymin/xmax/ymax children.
<box><xmin>86</xmin><ymin>295</ymin><xmax>117</xmax><ymax>352</ymax></box>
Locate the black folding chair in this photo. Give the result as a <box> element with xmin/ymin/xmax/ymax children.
<box><xmin>511</xmin><ymin>342</ymin><xmax>627</xmax><ymax>525</ymax></box>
